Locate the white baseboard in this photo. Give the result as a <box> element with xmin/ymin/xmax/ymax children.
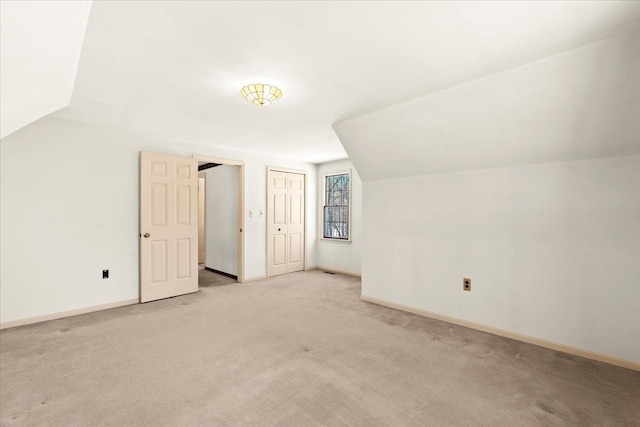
<box><xmin>361</xmin><ymin>295</ymin><xmax>639</xmax><ymax>372</ymax></box>
<box><xmin>243</xmin><ymin>275</ymin><xmax>267</xmax><ymax>283</ymax></box>
<box><xmin>0</xmin><ymin>298</ymin><xmax>139</xmax><ymax>330</ymax></box>
<box><xmin>315</xmin><ymin>266</ymin><xmax>362</xmax><ymax>278</ymax></box>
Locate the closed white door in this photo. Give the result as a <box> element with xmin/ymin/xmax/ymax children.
<box><xmin>140</xmin><ymin>152</ymin><xmax>198</xmax><ymax>303</ymax></box>
<box><xmin>267</xmin><ymin>169</ymin><xmax>305</xmax><ymax>277</ymax></box>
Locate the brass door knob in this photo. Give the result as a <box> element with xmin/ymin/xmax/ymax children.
<box><xmin>143</xmin><ymin>233</ymin><xmax>150</xmax><ymax>238</ymax></box>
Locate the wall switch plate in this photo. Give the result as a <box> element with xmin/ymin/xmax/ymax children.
<box><xmin>463</xmin><ymin>278</ymin><xmax>471</xmax><ymax>291</ymax></box>
<box><xmin>103</xmin><ymin>269</ymin><xmax>109</xmax><ymax>279</ymax></box>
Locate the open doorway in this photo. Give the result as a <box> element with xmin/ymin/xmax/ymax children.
<box><xmin>195</xmin><ymin>155</ymin><xmax>244</xmax><ymax>287</ymax></box>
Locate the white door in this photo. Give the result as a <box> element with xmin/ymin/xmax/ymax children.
<box><xmin>140</xmin><ymin>152</ymin><xmax>199</xmax><ymax>303</ymax></box>
<box><xmin>267</xmin><ymin>169</ymin><xmax>305</xmax><ymax>277</ymax></box>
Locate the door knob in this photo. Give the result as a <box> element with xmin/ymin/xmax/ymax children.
<box><xmin>277</xmin><ymin>228</ymin><xmax>281</xmax><ymax>231</ymax></box>
<box><xmin>143</xmin><ymin>233</ymin><xmax>150</xmax><ymax>238</ymax></box>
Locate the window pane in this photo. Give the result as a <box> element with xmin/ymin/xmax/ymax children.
<box><xmin>323</xmin><ymin>172</ymin><xmax>350</xmax><ymax>239</ymax></box>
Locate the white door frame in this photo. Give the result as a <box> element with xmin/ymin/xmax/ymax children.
<box><xmin>193</xmin><ymin>155</ymin><xmax>245</xmax><ymax>283</ymax></box>
<box><xmin>266</xmin><ymin>166</ymin><xmax>307</xmax><ymax>279</ymax></box>
<box><xmin>198</xmin><ymin>173</ymin><xmax>206</xmax><ymax>265</ymax></box>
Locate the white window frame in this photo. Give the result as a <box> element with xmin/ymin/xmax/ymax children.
<box><xmin>322</xmin><ymin>170</ymin><xmax>351</xmax><ymax>243</ymax></box>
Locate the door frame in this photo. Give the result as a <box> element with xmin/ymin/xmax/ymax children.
<box><xmin>193</xmin><ymin>155</ymin><xmax>245</xmax><ymax>283</ymax></box>
<box><xmin>266</xmin><ymin>166</ymin><xmax>308</xmax><ymax>279</ymax></box>
<box><xmin>198</xmin><ymin>173</ymin><xmax>206</xmax><ymax>265</ymax></box>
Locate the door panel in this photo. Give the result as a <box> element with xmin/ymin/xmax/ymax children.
<box><xmin>176</xmin><ymin>185</ymin><xmax>191</xmax><ymax>225</ymax></box>
<box><xmin>289</xmin><ymin>233</ymin><xmax>302</xmax><ymax>263</ymax></box>
<box><xmin>151</xmin><ymin>184</ymin><xmax>167</xmax><ymax>225</ymax></box>
<box><xmin>140</xmin><ymin>152</ymin><xmax>198</xmax><ymax>303</ymax></box>
<box><xmin>176</xmin><ymin>238</ymin><xmax>192</xmax><ymax>279</ymax></box>
<box><xmin>273</xmin><ymin>234</ymin><xmax>286</xmax><ymax>265</ymax></box>
<box><xmin>290</xmin><ymin>194</ymin><xmax>301</xmax><ymax>224</ymax></box>
<box><xmin>151</xmin><ymin>241</ymin><xmax>168</xmax><ymax>283</ymax></box>
<box><xmin>274</xmin><ymin>194</ymin><xmax>286</xmax><ymax>225</ymax></box>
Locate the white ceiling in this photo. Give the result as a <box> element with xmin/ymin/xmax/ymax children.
<box><xmin>0</xmin><ymin>0</ymin><xmax>91</xmax><ymax>139</ymax></box>
<box><xmin>42</xmin><ymin>1</ymin><xmax>640</xmax><ymax>164</ymax></box>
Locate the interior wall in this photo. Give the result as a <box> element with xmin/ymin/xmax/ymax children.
<box><xmin>316</xmin><ymin>159</ymin><xmax>362</xmax><ymax>275</ymax></box>
<box><xmin>204</xmin><ymin>165</ymin><xmax>239</xmax><ymax>276</ymax></box>
<box><xmin>362</xmin><ymin>155</ymin><xmax>640</xmax><ymax>362</ymax></box>
<box><xmin>0</xmin><ymin>117</ymin><xmax>317</xmax><ymax>324</ymax></box>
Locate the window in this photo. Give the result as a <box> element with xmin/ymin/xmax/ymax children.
<box><xmin>323</xmin><ymin>172</ymin><xmax>350</xmax><ymax>240</ymax></box>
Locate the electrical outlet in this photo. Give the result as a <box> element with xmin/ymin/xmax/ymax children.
<box><xmin>463</xmin><ymin>277</ymin><xmax>471</xmax><ymax>291</ymax></box>
<box><xmin>103</xmin><ymin>269</ymin><xmax>109</xmax><ymax>279</ymax></box>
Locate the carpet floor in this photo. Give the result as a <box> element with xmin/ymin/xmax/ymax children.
<box><xmin>1</xmin><ymin>270</ymin><xmax>638</xmax><ymax>426</ymax></box>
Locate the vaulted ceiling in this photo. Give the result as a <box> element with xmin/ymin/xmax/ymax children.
<box><xmin>0</xmin><ymin>0</ymin><xmax>91</xmax><ymax>138</ymax></box>
<box><xmin>335</xmin><ymin>29</ymin><xmax>640</xmax><ymax>180</ymax></box>
<box><xmin>2</xmin><ymin>1</ymin><xmax>640</xmax><ymax>165</ymax></box>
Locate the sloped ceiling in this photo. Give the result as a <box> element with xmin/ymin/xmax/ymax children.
<box><xmin>334</xmin><ymin>29</ymin><xmax>640</xmax><ymax>181</ymax></box>
<box><xmin>0</xmin><ymin>1</ymin><xmax>92</xmax><ymax>139</ymax></box>
<box><xmin>49</xmin><ymin>1</ymin><xmax>640</xmax><ymax>164</ymax></box>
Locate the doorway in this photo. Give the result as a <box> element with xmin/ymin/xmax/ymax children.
<box><xmin>194</xmin><ymin>155</ymin><xmax>245</xmax><ymax>284</ymax></box>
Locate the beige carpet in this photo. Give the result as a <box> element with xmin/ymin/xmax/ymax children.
<box><xmin>1</xmin><ymin>270</ymin><xmax>638</xmax><ymax>426</ymax></box>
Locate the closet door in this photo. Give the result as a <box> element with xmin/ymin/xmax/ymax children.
<box><xmin>267</xmin><ymin>169</ymin><xmax>305</xmax><ymax>277</ymax></box>
<box><xmin>267</xmin><ymin>170</ymin><xmax>288</xmax><ymax>277</ymax></box>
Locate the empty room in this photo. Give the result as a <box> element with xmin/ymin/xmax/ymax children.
<box><xmin>1</xmin><ymin>1</ymin><xmax>639</xmax><ymax>426</ymax></box>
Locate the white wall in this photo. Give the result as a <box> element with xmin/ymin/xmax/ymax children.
<box><xmin>204</xmin><ymin>165</ymin><xmax>239</xmax><ymax>276</ymax></box>
<box><xmin>362</xmin><ymin>156</ymin><xmax>640</xmax><ymax>362</ymax></box>
<box><xmin>316</xmin><ymin>159</ymin><xmax>362</xmax><ymax>276</ymax></box>
<box><xmin>0</xmin><ymin>117</ymin><xmax>317</xmax><ymax>324</ymax></box>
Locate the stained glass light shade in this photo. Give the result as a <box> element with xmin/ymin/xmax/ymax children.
<box><xmin>240</xmin><ymin>83</ymin><xmax>283</xmax><ymax>106</ymax></box>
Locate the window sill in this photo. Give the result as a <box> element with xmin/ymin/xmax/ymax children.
<box><xmin>321</xmin><ymin>238</ymin><xmax>352</xmax><ymax>244</ymax></box>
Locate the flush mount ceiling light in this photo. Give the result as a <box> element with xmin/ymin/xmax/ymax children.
<box><xmin>240</xmin><ymin>83</ymin><xmax>283</xmax><ymax>106</ymax></box>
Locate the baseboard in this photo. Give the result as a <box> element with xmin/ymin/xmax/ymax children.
<box><xmin>361</xmin><ymin>295</ymin><xmax>640</xmax><ymax>372</ymax></box>
<box><xmin>316</xmin><ymin>266</ymin><xmax>362</xmax><ymax>278</ymax></box>
<box><xmin>243</xmin><ymin>275</ymin><xmax>267</xmax><ymax>283</ymax></box>
<box><xmin>0</xmin><ymin>298</ymin><xmax>139</xmax><ymax>330</ymax></box>
<box><xmin>204</xmin><ymin>266</ymin><xmax>238</xmax><ymax>280</ymax></box>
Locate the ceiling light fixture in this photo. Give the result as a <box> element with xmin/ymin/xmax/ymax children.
<box><xmin>240</xmin><ymin>83</ymin><xmax>283</xmax><ymax>106</ymax></box>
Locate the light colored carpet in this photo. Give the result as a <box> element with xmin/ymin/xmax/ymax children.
<box><xmin>1</xmin><ymin>270</ymin><xmax>638</xmax><ymax>426</ymax></box>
